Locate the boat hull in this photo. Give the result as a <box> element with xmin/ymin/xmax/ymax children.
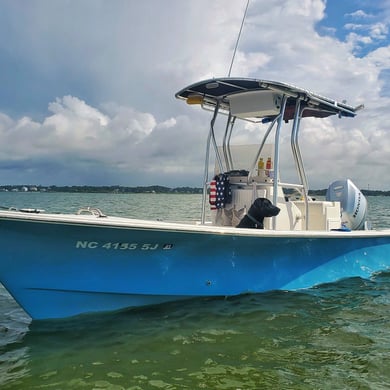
<box><xmin>0</xmin><ymin>213</ymin><xmax>389</xmax><ymax>319</ymax></box>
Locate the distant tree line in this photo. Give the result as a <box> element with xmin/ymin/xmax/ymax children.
<box><xmin>0</xmin><ymin>185</ymin><xmax>203</xmax><ymax>194</ymax></box>
<box><xmin>1</xmin><ymin>185</ymin><xmax>389</xmax><ymax>196</ymax></box>
<box><xmin>308</xmin><ymin>189</ymin><xmax>390</xmax><ymax>197</ymax></box>
<box><xmin>47</xmin><ymin>185</ymin><xmax>203</xmax><ymax>194</ymax></box>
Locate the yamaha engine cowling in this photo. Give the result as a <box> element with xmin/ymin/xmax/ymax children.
<box><xmin>326</xmin><ymin>179</ymin><xmax>368</xmax><ymax>230</ymax></box>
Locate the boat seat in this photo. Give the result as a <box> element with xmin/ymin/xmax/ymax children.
<box><xmin>263</xmin><ymin>198</ymin><xmax>302</xmax><ymax>231</ymax></box>
<box><xmin>293</xmin><ymin>201</ymin><xmax>341</xmax><ymax>231</ymax></box>
<box><xmin>211</xmin><ymin>187</ymin><xmax>267</xmax><ymax>226</ymax></box>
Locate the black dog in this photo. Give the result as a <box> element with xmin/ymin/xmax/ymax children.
<box><xmin>236</xmin><ymin>198</ymin><xmax>280</xmax><ymax>229</ymax></box>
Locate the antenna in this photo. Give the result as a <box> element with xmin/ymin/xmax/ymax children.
<box><xmin>228</xmin><ymin>0</ymin><xmax>250</xmax><ymax>77</ymax></box>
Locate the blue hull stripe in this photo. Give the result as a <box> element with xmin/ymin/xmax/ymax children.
<box><xmin>0</xmin><ymin>218</ymin><xmax>389</xmax><ymax>319</ymax></box>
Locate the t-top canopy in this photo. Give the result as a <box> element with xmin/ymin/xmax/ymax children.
<box><xmin>175</xmin><ymin>77</ymin><xmax>363</xmax><ymax>122</ymax></box>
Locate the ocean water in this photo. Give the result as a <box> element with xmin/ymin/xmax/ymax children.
<box><xmin>0</xmin><ymin>193</ymin><xmax>390</xmax><ymax>389</ymax></box>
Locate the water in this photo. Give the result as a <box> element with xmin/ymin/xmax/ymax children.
<box><xmin>1</xmin><ymin>193</ymin><xmax>390</xmax><ymax>389</ymax></box>
<box><xmin>0</xmin><ymin>192</ymin><xmax>205</xmax><ymax>222</ymax></box>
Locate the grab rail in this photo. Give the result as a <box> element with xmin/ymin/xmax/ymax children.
<box><xmin>77</xmin><ymin>207</ymin><xmax>107</xmax><ymax>217</ymax></box>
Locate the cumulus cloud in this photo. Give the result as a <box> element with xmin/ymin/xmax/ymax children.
<box><xmin>0</xmin><ymin>0</ymin><xmax>389</xmax><ymax>189</ymax></box>
<box><xmin>346</xmin><ymin>10</ymin><xmax>373</xmax><ymax>19</ymax></box>
<box><xmin>0</xmin><ymin>96</ymin><xmax>208</xmax><ymax>186</ymax></box>
<box><xmin>342</xmin><ymin>5</ymin><xmax>389</xmax><ymax>55</ymax></box>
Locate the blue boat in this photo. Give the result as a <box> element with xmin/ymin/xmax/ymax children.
<box><xmin>0</xmin><ymin>78</ymin><xmax>389</xmax><ymax>320</ymax></box>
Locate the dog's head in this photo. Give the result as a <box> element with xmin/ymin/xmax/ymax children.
<box><xmin>250</xmin><ymin>198</ymin><xmax>280</xmax><ymax>218</ymax></box>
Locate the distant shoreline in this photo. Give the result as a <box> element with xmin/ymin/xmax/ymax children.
<box><xmin>1</xmin><ymin>185</ymin><xmax>389</xmax><ymax>196</ymax></box>
<box><xmin>0</xmin><ymin>185</ymin><xmax>203</xmax><ymax>194</ymax></box>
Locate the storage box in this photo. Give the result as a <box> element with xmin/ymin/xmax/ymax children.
<box><xmin>228</xmin><ymin>90</ymin><xmax>282</xmax><ymax>118</ymax></box>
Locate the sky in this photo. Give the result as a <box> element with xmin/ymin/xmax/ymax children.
<box><xmin>0</xmin><ymin>0</ymin><xmax>389</xmax><ymax>190</ymax></box>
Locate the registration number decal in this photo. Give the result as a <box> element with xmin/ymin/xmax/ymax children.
<box><xmin>75</xmin><ymin>241</ymin><xmax>173</xmax><ymax>250</ymax></box>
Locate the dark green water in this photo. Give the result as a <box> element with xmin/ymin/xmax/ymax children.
<box><xmin>0</xmin><ymin>193</ymin><xmax>389</xmax><ymax>389</ymax></box>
